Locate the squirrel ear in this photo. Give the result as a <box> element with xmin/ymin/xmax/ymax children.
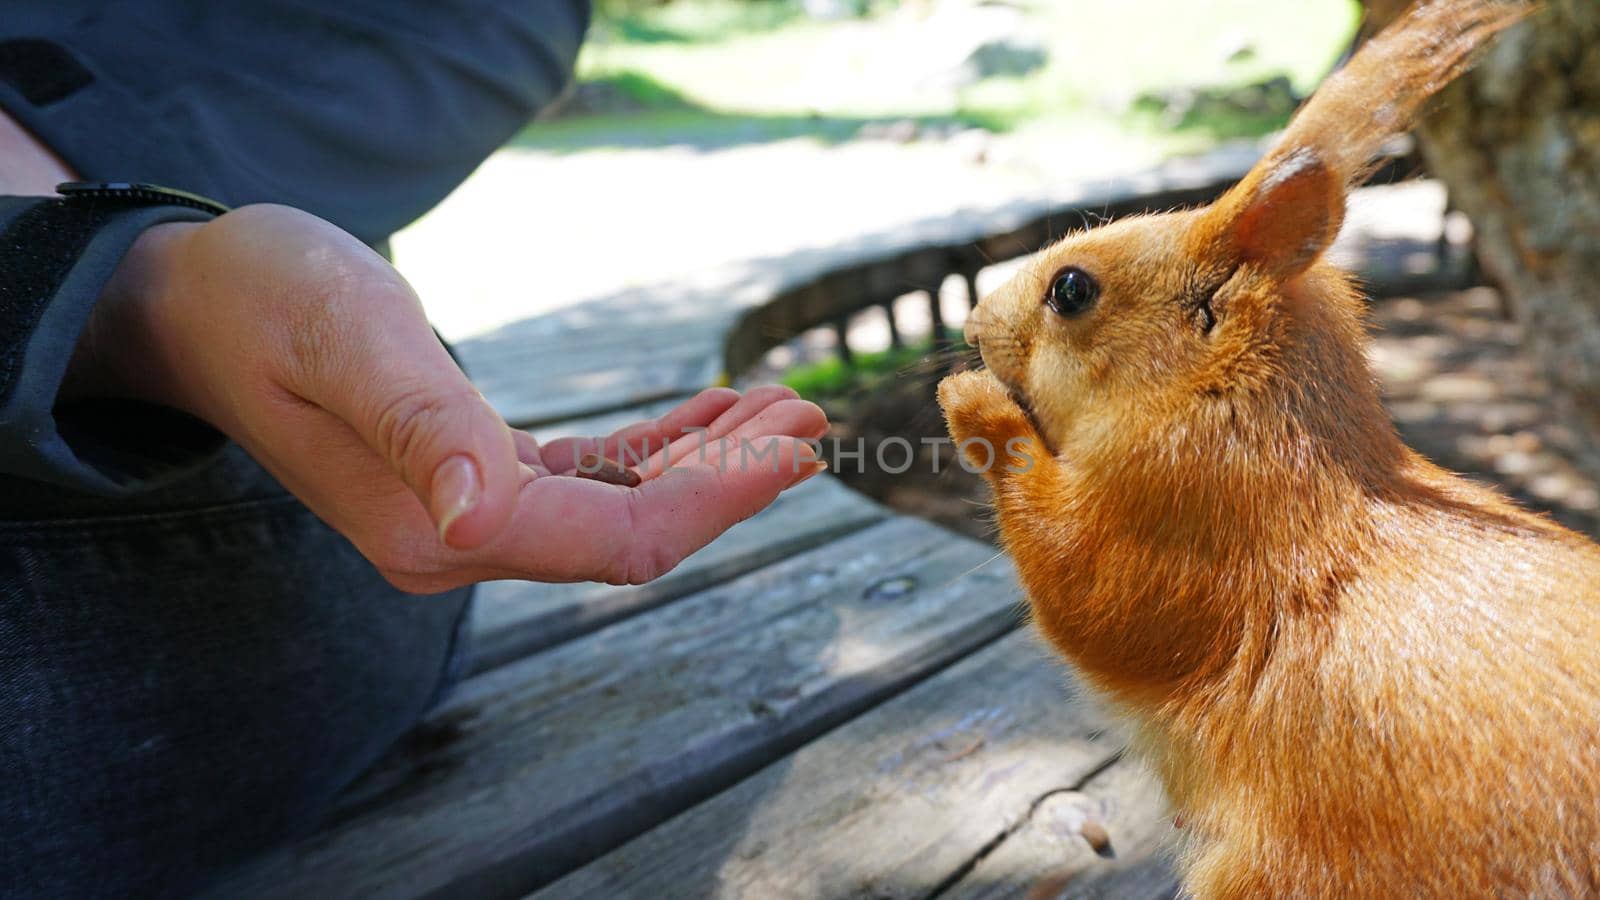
<box><xmin>1206</xmin><ymin>148</ymin><xmax>1344</xmax><ymax>280</ymax></box>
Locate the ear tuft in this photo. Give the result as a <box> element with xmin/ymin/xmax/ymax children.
<box><xmin>1226</xmin><ymin>149</ymin><xmax>1343</xmax><ymax>279</ymax></box>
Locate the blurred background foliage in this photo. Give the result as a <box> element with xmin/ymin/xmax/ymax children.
<box><xmin>530</xmin><ymin>0</ymin><xmax>1360</xmax><ymax>154</ymax></box>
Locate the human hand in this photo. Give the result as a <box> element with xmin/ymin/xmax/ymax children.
<box><xmin>75</xmin><ymin>204</ymin><xmax>828</xmax><ymax>592</ymax></box>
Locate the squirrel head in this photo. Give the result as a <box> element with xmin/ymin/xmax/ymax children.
<box><xmin>964</xmin><ymin>151</ymin><xmax>1350</xmax><ymax>460</ymax></box>
<box><xmin>965</xmin><ymin>0</ymin><xmax>1526</xmax><ymax>469</ymax></box>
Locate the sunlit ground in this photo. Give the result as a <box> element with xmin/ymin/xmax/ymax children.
<box><xmin>398</xmin><ymin>0</ymin><xmax>1358</xmax><ymax>342</ymax></box>
<box><xmin>569</xmin><ymin>0</ymin><xmax>1353</xmax><ymax>137</ymax></box>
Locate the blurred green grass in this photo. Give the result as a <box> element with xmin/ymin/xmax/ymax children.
<box><xmin>782</xmin><ymin>341</ymin><xmax>938</xmax><ymax>398</ymax></box>
<box><xmin>521</xmin><ymin>0</ymin><xmax>1360</xmax><ymax>154</ymax></box>
<box><xmin>781</xmin><ymin>328</ymin><xmax>987</xmax><ymax>403</ymax></box>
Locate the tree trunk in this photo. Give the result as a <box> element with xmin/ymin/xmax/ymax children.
<box><xmin>1361</xmin><ymin>0</ymin><xmax>1600</xmax><ymax>477</ymax></box>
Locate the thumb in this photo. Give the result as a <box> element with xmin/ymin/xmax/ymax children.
<box><xmin>288</xmin><ymin>288</ymin><xmax>520</xmax><ymax>551</ymax></box>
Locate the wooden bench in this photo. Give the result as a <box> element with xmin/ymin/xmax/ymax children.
<box><xmin>203</xmin><ymin>142</ymin><xmax>1463</xmax><ymax>899</ymax></box>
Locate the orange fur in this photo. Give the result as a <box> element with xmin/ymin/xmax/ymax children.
<box><xmin>936</xmin><ymin>3</ymin><xmax>1594</xmax><ymax>897</ymax></box>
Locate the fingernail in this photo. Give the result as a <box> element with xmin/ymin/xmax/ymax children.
<box><xmin>431</xmin><ymin>455</ymin><xmax>481</xmax><ymax>544</ymax></box>
<box><xmin>792</xmin><ymin>460</ymin><xmax>828</xmax><ymax>486</ymax></box>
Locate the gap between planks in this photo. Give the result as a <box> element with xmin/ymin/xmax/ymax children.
<box><xmin>465</xmin><ymin>398</ymin><xmax>889</xmax><ymax>673</ymax></box>
<box><xmin>465</xmin><ymin>474</ymin><xmax>887</xmax><ymax>674</ymax></box>
<box><xmin>940</xmin><ymin>755</ymin><xmax>1179</xmax><ymax>900</ymax></box>
<box><xmin>204</xmin><ymin>517</ymin><xmax>1028</xmax><ymax>900</ymax></box>
<box><xmin>535</xmin><ymin>625</ymin><xmax>1178</xmax><ymax>900</ymax></box>
<box><xmin>924</xmin><ymin>750</ymin><xmax>1128</xmax><ymax>899</ymax></box>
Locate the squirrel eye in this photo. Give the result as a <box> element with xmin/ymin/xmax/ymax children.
<box><xmin>1046</xmin><ymin>267</ymin><xmax>1099</xmax><ymax>317</ymax></box>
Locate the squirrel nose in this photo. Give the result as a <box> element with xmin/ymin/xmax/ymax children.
<box><xmin>963</xmin><ymin>318</ymin><xmax>981</xmax><ymax>347</ymax></box>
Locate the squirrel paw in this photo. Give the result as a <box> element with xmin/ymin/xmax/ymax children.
<box><xmin>938</xmin><ymin>369</ymin><xmax>1040</xmax><ymax>474</ymax></box>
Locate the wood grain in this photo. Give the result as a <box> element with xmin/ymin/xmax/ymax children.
<box><xmin>946</xmin><ymin>755</ymin><xmax>1178</xmax><ymax>900</ymax></box>
<box><xmin>540</xmin><ymin>631</ymin><xmax>1175</xmax><ymax>900</ymax></box>
<box><xmin>465</xmin><ymin>472</ymin><xmax>885</xmax><ymax>674</ymax></box>
<box><xmin>204</xmin><ymin>518</ymin><xmax>1024</xmax><ymax>899</ymax></box>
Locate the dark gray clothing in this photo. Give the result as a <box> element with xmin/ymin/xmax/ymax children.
<box><xmin>0</xmin><ymin>448</ymin><xmax>473</xmax><ymax>899</ymax></box>
<box><xmin>2</xmin><ymin>1</ymin><xmax>588</xmax><ymax>246</ymax></box>
<box><xmin>0</xmin><ymin>2</ymin><xmax>589</xmax><ymax>896</ymax></box>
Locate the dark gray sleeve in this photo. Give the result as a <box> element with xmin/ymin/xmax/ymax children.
<box><xmin>0</xmin><ymin>1</ymin><xmax>590</xmax><ymax>245</ymax></box>
<box><xmin>0</xmin><ymin>196</ymin><xmax>224</xmax><ymax>494</ymax></box>
<box><xmin>0</xmin><ymin>2</ymin><xmax>588</xmax><ymax>493</ymax></box>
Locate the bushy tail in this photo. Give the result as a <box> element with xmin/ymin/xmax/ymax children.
<box><xmin>1190</xmin><ymin>0</ymin><xmax>1530</xmax><ymax>282</ymax></box>
<box><xmin>1274</xmin><ymin>0</ymin><xmax>1530</xmax><ymax>189</ymax></box>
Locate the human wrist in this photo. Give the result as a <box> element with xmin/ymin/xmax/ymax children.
<box><xmin>63</xmin><ymin>220</ymin><xmax>208</xmax><ymax>415</ymax></box>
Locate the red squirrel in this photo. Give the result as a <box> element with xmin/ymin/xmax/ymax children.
<box><xmin>936</xmin><ymin>2</ymin><xmax>1598</xmax><ymax>896</ymax></box>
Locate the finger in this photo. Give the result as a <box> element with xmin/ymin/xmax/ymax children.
<box><xmin>493</xmin><ymin>435</ymin><xmax>824</xmax><ymax>584</ymax></box>
<box><xmin>253</xmin><ymin>407</ymin><xmax>551</xmax><ymax>594</ymax></box>
<box><xmin>638</xmin><ymin>396</ymin><xmax>828</xmax><ymax>479</ymax></box>
<box><xmin>280</xmin><ymin>275</ymin><xmax>520</xmax><ymax>551</ymax></box>
<box><xmin>697</xmin><ymin>384</ymin><xmax>804</xmax><ymax>443</ymax></box>
<box><xmin>538</xmin><ymin>387</ymin><xmax>741</xmax><ymax>474</ymax></box>
<box><xmin>512</xmin><ymin>429</ymin><xmax>550</xmax><ymax>476</ymax></box>
<box><xmin>225</xmin><ymin>395</ymin><xmax>494</xmax><ymax>591</ymax></box>
<box><xmin>616</xmin><ymin>433</ymin><xmax>825</xmax><ymax>582</ymax></box>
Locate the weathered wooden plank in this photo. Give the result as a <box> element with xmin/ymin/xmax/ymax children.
<box><xmin>481</xmin><ymin>350</ymin><xmax>715</xmax><ymax>429</ymax></box>
<box><xmin>466</xmin><ymin>473</ymin><xmax>887</xmax><ymax>674</ymax></box>
<box><xmin>468</xmin><ymin>338</ymin><xmax>719</xmax><ymax>393</ymax></box>
<box><xmin>454</xmin><ymin>292</ymin><xmax>731</xmax><ymax>428</ymax></box>
<box><xmin>538</xmin><ymin>631</ymin><xmax>1174</xmax><ymax>900</ymax></box>
<box><xmin>463</xmin><ymin>399</ymin><xmax>886</xmax><ymax>673</ymax></box>
<box><xmin>522</xmin><ymin>398</ymin><xmax>685</xmax><ymax>446</ymax></box>
<box><xmin>946</xmin><ymin>756</ymin><xmax>1177</xmax><ymax>900</ymax></box>
<box><xmin>459</xmin><ymin>319</ymin><xmax>722</xmax><ymax>368</ymax></box>
<box><xmin>206</xmin><ymin>518</ymin><xmax>1025</xmax><ymax>900</ymax></box>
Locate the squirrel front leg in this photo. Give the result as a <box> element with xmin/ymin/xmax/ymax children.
<box><xmin>939</xmin><ymin>368</ymin><xmax>1094</xmax><ymax>667</ymax></box>
<box><xmin>937</xmin><ymin>370</ymin><xmax>1062</xmax><ymax>518</ymax></box>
